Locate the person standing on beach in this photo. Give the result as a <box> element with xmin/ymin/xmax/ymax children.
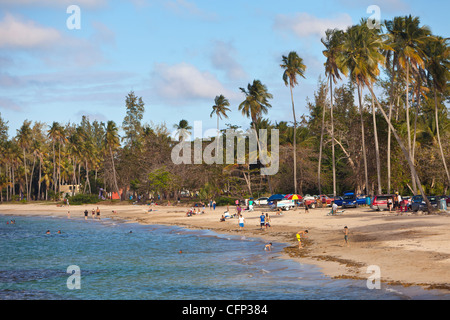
<box><xmin>96</xmin><ymin>207</ymin><xmax>101</xmax><ymax>219</ymax></box>
<box><xmin>259</xmin><ymin>213</ymin><xmax>266</xmax><ymax>230</ymax></box>
<box><xmin>343</xmin><ymin>226</ymin><xmax>349</xmax><ymax>247</ymax></box>
<box><xmin>238</xmin><ymin>214</ymin><xmax>245</xmax><ymax>231</ymax></box>
<box><xmin>212</xmin><ymin>200</ymin><xmax>216</xmax><ymax>210</ymax></box>
<box><xmin>296</xmin><ymin>230</ymin><xmax>308</xmax><ymax>249</ymax></box>
<box><xmin>265</xmin><ymin>213</ymin><xmax>271</xmax><ymax>230</ymax></box>
<box><xmin>84</xmin><ymin>209</ymin><xmax>88</xmax><ymax>220</ymax></box>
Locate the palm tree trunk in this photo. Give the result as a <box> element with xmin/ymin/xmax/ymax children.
<box><xmin>38</xmin><ymin>157</ymin><xmax>42</xmax><ymax>200</ymax></box>
<box><xmin>330</xmin><ymin>77</ymin><xmax>336</xmax><ymax>197</ymax></box>
<box><xmin>387</xmin><ymin>101</ymin><xmax>392</xmax><ymax>194</ymax></box>
<box><xmin>357</xmin><ymin>83</ymin><xmax>369</xmax><ymax>195</ymax></box>
<box><xmin>290</xmin><ymin>85</ymin><xmax>297</xmax><ymax>194</ymax></box>
<box><xmin>318</xmin><ymin>84</ymin><xmax>326</xmax><ymax>196</ymax></box>
<box><xmin>52</xmin><ymin>142</ymin><xmax>56</xmax><ymax>192</ymax></box>
<box><xmin>368</xmin><ymin>86</ymin><xmax>433</xmax><ymax>213</ymax></box>
<box><xmin>23</xmin><ymin>148</ymin><xmax>28</xmax><ymax>200</ymax></box>
<box><xmin>109</xmin><ymin>146</ymin><xmax>120</xmax><ymax>197</ymax></box>
<box><xmin>434</xmin><ymin>88</ymin><xmax>450</xmax><ymax>185</ymax></box>
<box><xmin>28</xmin><ymin>153</ymin><xmax>36</xmax><ymax>201</ymax></box>
<box><xmin>372</xmin><ymin>86</ymin><xmax>382</xmax><ymax>195</ymax></box>
<box><xmin>406</xmin><ymin>63</ymin><xmax>417</xmax><ymax>194</ymax></box>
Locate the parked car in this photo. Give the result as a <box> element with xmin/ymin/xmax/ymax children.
<box><xmin>333</xmin><ymin>196</ymin><xmax>344</xmax><ymax>206</ymax></box>
<box><xmin>371</xmin><ymin>194</ymin><xmax>395</xmax><ymax>211</ymax></box>
<box><xmin>303</xmin><ymin>195</ymin><xmax>317</xmax><ymax>208</ymax></box>
<box><xmin>341</xmin><ymin>192</ymin><xmax>367</xmax><ymax>208</ymax></box>
<box><xmin>410</xmin><ymin>195</ymin><xmax>441</xmax><ymax>212</ymax></box>
<box><xmin>318</xmin><ymin>195</ymin><xmax>333</xmax><ymax>206</ymax></box>
<box><xmin>254</xmin><ymin>197</ymin><xmax>269</xmax><ymax>205</ymax></box>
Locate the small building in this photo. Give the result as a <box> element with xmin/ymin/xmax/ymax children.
<box><xmin>60</xmin><ymin>185</ymin><xmax>81</xmax><ymax>197</ymax></box>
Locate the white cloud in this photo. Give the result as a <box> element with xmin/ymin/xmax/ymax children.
<box><xmin>151</xmin><ymin>62</ymin><xmax>236</xmax><ymax>105</ymax></box>
<box><xmin>0</xmin><ymin>13</ymin><xmax>61</xmax><ymax>49</ymax></box>
<box><xmin>273</xmin><ymin>12</ymin><xmax>353</xmax><ymax>39</ymax></box>
<box><xmin>210</xmin><ymin>40</ymin><xmax>247</xmax><ymax>81</ymax></box>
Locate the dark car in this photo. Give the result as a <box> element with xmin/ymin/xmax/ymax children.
<box><xmin>341</xmin><ymin>192</ymin><xmax>367</xmax><ymax>208</ymax></box>
<box><xmin>410</xmin><ymin>195</ymin><xmax>441</xmax><ymax>212</ymax></box>
<box><xmin>333</xmin><ymin>196</ymin><xmax>344</xmax><ymax>206</ymax></box>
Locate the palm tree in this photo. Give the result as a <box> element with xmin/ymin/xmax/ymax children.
<box><xmin>16</xmin><ymin>120</ymin><xmax>32</xmax><ymax>200</ymax></box>
<box><xmin>104</xmin><ymin>120</ymin><xmax>121</xmax><ymax>198</ymax></box>
<box><xmin>238</xmin><ymin>80</ymin><xmax>273</xmax><ymax>195</ymax></box>
<box><xmin>281</xmin><ymin>51</ymin><xmax>306</xmax><ymax>194</ymax></box>
<box><xmin>388</xmin><ymin>15</ymin><xmax>431</xmax><ymax>193</ymax></box>
<box><xmin>239</xmin><ymin>80</ymin><xmax>273</xmax><ymax>162</ymax></box>
<box><xmin>340</xmin><ymin>21</ymin><xmax>384</xmax><ymax>194</ymax></box>
<box><xmin>424</xmin><ymin>35</ymin><xmax>450</xmax><ymax>186</ymax></box>
<box><xmin>322</xmin><ymin>29</ymin><xmax>346</xmax><ymax>197</ymax></box>
<box><xmin>239</xmin><ymin>80</ymin><xmax>273</xmax><ymax>126</ymax></box>
<box><xmin>210</xmin><ymin>95</ymin><xmax>231</xmax><ymax>133</ymax></box>
<box><xmin>173</xmin><ymin>119</ymin><xmax>193</xmax><ymax>142</ymax></box>
<box><xmin>345</xmin><ymin>19</ymin><xmax>434</xmax><ymax>211</ymax></box>
<box><xmin>47</xmin><ymin>122</ymin><xmax>65</xmax><ymax>194</ymax></box>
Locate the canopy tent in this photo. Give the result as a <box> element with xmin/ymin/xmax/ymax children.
<box><xmin>268</xmin><ymin>194</ymin><xmax>285</xmax><ymax>201</ymax></box>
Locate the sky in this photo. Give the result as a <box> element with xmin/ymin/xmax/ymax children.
<box><xmin>0</xmin><ymin>0</ymin><xmax>449</xmax><ymax>138</ymax></box>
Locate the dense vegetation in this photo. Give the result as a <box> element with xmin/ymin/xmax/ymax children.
<box><xmin>0</xmin><ymin>15</ymin><xmax>448</xmax><ymax>205</ymax></box>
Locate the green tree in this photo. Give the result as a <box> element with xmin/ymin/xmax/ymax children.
<box><xmin>122</xmin><ymin>91</ymin><xmax>145</xmax><ymax>147</ymax></box>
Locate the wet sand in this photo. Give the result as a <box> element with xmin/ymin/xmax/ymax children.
<box><xmin>1</xmin><ymin>202</ymin><xmax>450</xmax><ymax>293</ymax></box>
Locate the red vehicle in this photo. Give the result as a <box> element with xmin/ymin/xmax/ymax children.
<box><xmin>319</xmin><ymin>195</ymin><xmax>333</xmax><ymax>206</ymax></box>
<box><xmin>372</xmin><ymin>194</ymin><xmax>395</xmax><ymax>211</ymax></box>
<box><xmin>302</xmin><ymin>195</ymin><xmax>317</xmax><ymax>208</ymax></box>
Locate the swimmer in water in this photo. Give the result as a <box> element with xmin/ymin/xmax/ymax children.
<box><xmin>264</xmin><ymin>243</ymin><xmax>272</xmax><ymax>251</ymax></box>
<box><xmin>46</xmin><ymin>230</ymin><xmax>50</xmax><ymax>234</ymax></box>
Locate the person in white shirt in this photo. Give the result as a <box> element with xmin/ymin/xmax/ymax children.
<box><xmin>332</xmin><ymin>202</ymin><xmax>338</xmax><ymax>215</ymax></box>
<box><xmin>238</xmin><ymin>215</ymin><xmax>245</xmax><ymax>230</ymax></box>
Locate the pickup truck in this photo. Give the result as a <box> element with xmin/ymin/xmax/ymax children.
<box><xmin>341</xmin><ymin>192</ymin><xmax>367</xmax><ymax>208</ymax></box>
<box><xmin>271</xmin><ymin>199</ymin><xmax>296</xmax><ymax>211</ymax></box>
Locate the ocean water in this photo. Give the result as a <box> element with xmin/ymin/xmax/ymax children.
<box><xmin>0</xmin><ymin>214</ymin><xmax>448</xmax><ymax>300</ymax></box>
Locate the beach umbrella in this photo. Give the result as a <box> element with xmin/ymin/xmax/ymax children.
<box><xmin>284</xmin><ymin>194</ymin><xmax>302</xmax><ymax>200</ymax></box>
<box><xmin>268</xmin><ymin>194</ymin><xmax>285</xmax><ymax>201</ymax></box>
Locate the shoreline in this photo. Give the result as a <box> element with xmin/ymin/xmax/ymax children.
<box><xmin>1</xmin><ymin>202</ymin><xmax>450</xmax><ymax>294</ymax></box>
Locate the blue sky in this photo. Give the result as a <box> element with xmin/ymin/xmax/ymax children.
<box><xmin>0</xmin><ymin>0</ymin><xmax>448</xmax><ymax>138</ymax></box>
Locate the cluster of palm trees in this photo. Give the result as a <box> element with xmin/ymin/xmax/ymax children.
<box><xmin>319</xmin><ymin>16</ymin><xmax>449</xmax><ymax>211</ymax></box>
<box><xmin>0</xmin><ymin>15</ymin><xmax>448</xmax><ymax>209</ymax></box>
<box><xmin>0</xmin><ymin>115</ymin><xmax>121</xmax><ymax>202</ymax></box>
<box><xmin>208</xmin><ymin>15</ymin><xmax>448</xmax><ymax>205</ymax></box>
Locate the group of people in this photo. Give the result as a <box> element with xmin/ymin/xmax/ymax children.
<box><xmin>84</xmin><ymin>207</ymin><xmax>101</xmax><ymax>220</ymax></box>
<box><xmin>387</xmin><ymin>192</ymin><xmax>409</xmax><ymax>212</ymax></box>
<box><xmin>186</xmin><ymin>207</ymin><xmax>205</xmax><ymax>217</ymax></box>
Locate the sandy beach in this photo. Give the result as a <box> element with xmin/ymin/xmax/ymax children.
<box><xmin>1</xmin><ymin>202</ymin><xmax>450</xmax><ymax>293</ymax></box>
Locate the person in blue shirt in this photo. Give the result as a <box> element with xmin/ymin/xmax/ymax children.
<box><xmin>260</xmin><ymin>213</ymin><xmax>266</xmax><ymax>230</ymax></box>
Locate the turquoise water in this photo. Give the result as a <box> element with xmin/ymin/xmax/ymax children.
<box><xmin>0</xmin><ymin>214</ymin><xmax>448</xmax><ymax>300</ymax></box>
